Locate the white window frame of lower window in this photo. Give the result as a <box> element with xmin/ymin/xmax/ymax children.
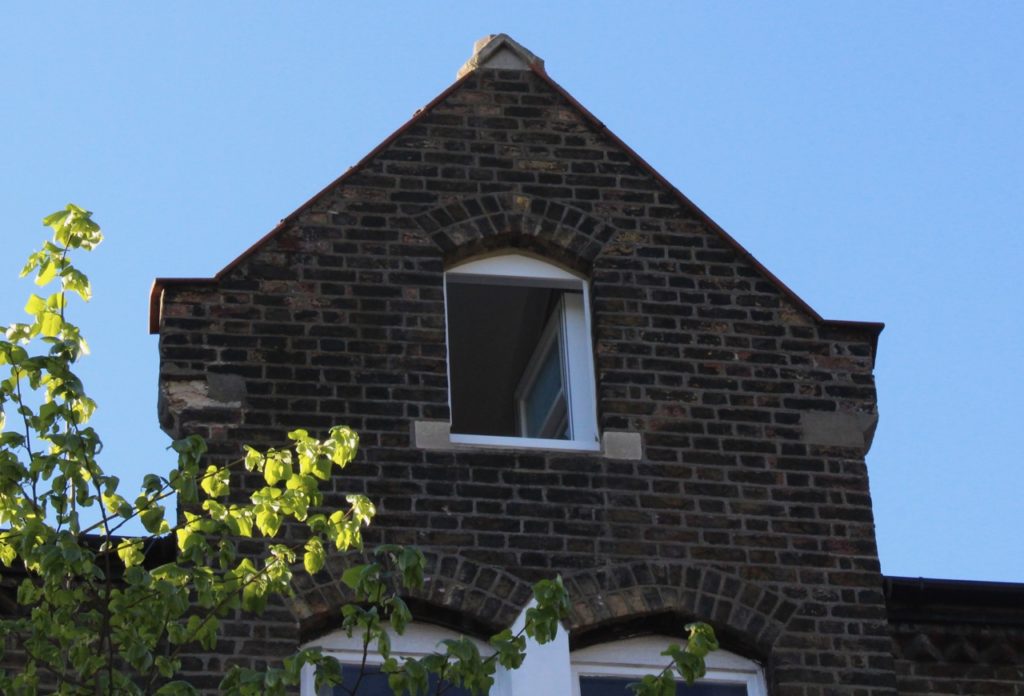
<box><xmin>444</xmin><ymin>253</ymin><xmax>599</xmax><ymax>452</ymax></box>
<box><xmin>299</xmin><ymin>623</ymin><xmax>498</xmax><ymax>696</ymax></box>
<box><xmin>299</xmin><ymin>603</ymin><xmax>571</xmax><ymax>696</ymax></box>
<box><xmin>299</xmin><ymin>614</ymin><xmax>762</xmax><ymax>696</ymax></box>
<box><xmin>571</xmin><ymin>635</ymin><xmax>768</xmax><ymax>696</ymax></box>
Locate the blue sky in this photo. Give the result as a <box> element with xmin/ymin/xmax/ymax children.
<box><xmin>2</xmin><ymin>3</ymin><xmax>1022</xmax><ymax>581</ymax></box>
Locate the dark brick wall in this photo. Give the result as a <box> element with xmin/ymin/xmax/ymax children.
<box><xmin>891</xmin><ymin>621</ymin><xmax>1024</xmax><ymax>695</ymax></box>
<box><xmin>156</xmin><ymin>67</ymin><xmax>896</xmax><ymax>693</ymax></box>
<box><xmin>886</xmin><ymin>577</ymin><xmax>1024</xmax><ymax>695</ymax></box>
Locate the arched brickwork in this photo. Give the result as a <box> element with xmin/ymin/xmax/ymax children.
<box><xmin>288</xmin><ymin>551</ymin><xmax>534</xmax><ymax>643</ymax></box>
<box><xmin>562</xmin><ymin>561</ymin><xmax>798</xmax><ymax>660</ymax></box>
<box><xmin>412</xmin><ymin>192</ymin><xmax>617</xmax><ymax>273</ymax></box>
<box><xmin>291</xmin><ymin>555</ymin><xmax>797</xmax><ymax>661</ymax></box>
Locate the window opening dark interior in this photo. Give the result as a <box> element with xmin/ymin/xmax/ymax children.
<box><xmin>319</xmin><ymin>665</ymin><xmax>474</xmax><ymax>695</ymax></box>
<box><xmin>446</xmin><ymin>279</ymin><xmax>575</xmax><ymax>438</ymax></box>
<box><xmin>578</xmin><ymin>677</ymin><xmax>746</xmax><ymax>696</ymax></box>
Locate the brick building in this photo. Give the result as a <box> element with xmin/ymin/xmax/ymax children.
<box><xmin>149</xmin><ymin>35</ymin><xmax>1024</xmax><ymax>695</ymax></box>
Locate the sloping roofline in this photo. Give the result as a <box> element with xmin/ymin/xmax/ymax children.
<box><xmin>150</xmin><ymin>57</ymin><xmax>884</xmax><ymax>354</ymax></box>
<box><xmin>885</xmin><ymin>575</ymin><xmax>1024</xmax><ymax>627</ymax></box>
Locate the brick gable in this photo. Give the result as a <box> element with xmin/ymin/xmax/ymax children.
<box><xmin>154</xmin><ymin>50</ymin><xmax>897</xmax><ymax>694</ymax></box>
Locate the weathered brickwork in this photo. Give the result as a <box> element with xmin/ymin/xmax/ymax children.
<box><xmin>154</xmin><ymin>62</ymin><xmax>894</xmax><ymax>694</ymax></box>
<box><xmin>886</xmin><ymin>577</ymin><xmax>1024</xmax><ymax>695</ymax></box>
<box><xmin>892</xmin><ymin>622</ymin><xmax>1024</xmax><ymax>696</ymax></box>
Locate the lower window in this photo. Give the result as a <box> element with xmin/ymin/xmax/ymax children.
<box><xmin>301</xmin><ymin>624</ymin><xmax>491</xmax><ymax>696</ymax></box>
<box><xmin>302</xmin><ymin>626</ymin><xmax>766</xmax><ymax>696</ymax></box>
<box><xmin>571</xmin><ymin>636</ymin><xmax>766</xmax><ymax>696</ymax></box>
<box><xmin>578</xmin><ymin>676</ymin><xmax>746</xmax><ymax>696</ymax></box>
<box><xmin>318</xmin><ymin>665</ymin><xmax>473</xmax><ymax>696</ymax></box>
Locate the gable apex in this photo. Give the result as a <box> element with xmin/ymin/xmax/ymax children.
<box><xmin>456</xmin><ymin>34</ymin><xmax>544</xmax><ymax>78</ymax></box>
<box><xmin>149</xmin><ymin>38</ymin><xmax>883</xmax><ymax>355</ymax></box>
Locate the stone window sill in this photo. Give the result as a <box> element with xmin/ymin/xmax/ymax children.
<box><xmin>411</xmin><ymin>420</ymin><xmax>642</xmax><ymax>460</ymax></box>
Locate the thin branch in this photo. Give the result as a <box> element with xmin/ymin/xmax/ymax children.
<box><xmin>160</xmin><ymin>537</ymin><xmax>310</xmax><ymax>668</ymax></box>
<box><xmin>11</xmin><ymin>367</ymin><xmax>41</xmax><ymax>512</ymax></box>
<box><xmin>20</xmin><ymin>638</ymin><xmax>92</xmax><ymax>692</ymax></box>
<box><xmin>56</xmin><ymin>243</ymin><xmax>69</xmax><ymax>323</ymax></box>
<box><xmin>0</xmin><ymin>452</ymin><xmax>249</xmax><ymax>547</ymax></box>
<box><xmin>88</xmin><ymin>475</ymin><xmax>116</xmax><ymax>696</ymax></box>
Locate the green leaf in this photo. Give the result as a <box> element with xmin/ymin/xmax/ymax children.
<box><xmin>264</xmin><ymin>454</ymin><xmax>289</xmax><ymax>486</ymax></box>
<box><xmin>153</xmin><ymin>679</ymin><xmax>197</xmax><ymax>696</ymax></box>
<box><xmin>153</xmin><ymin>681</ymin><xmax>198</xmax><ymax>696</ymax></box>
<box><xmin>310</xmin><ymin>455</ymin><xmax>331</xmax><ymax>481</ymax></box>
<box><xmin>303</xmin><ymin>537</ymin><xmax>325</xmax><ymax>575</ymax></box>
<box><xmin>397</xmin><ymin>546</ymin><xmax>425</xmax><ymax>590</ymax></box>
<box><xmin>232</xmin><ymin>507</ymin><xmax>254</xmax><ymax>537</ymax></box>
<box><xmin>200</xmin><ymin>464</ymin><xmax>230</xmax><ymax>498</ymax></box>
<box><xmin>35</xmin><ymin>260</ymin><xmax>57</xmax><ymax>286</ymax></box>
<box><xmin>244</xmin><ymin>445</ymin><xmax>263</xmax><ymax>471</ymax></box>
<box><xmin>328</xmin><ymin>425</ymin><xmax>359</xmax><ymax>467</ymax></box>
<box><xmin>340</xmin><ymin>563</ymin><xmax>371</xmax><ymax>591</ymax></box>
<box><xmin>684</xmin><ymin>622</ymin><xmax>719</xmax><ymax>657</ymax></box>
<box><xmin>0</xmin><ymin>542</ymin><xmax>15</xmax><ymax>566</ymax></box>
<box><xmin>242</xmin><ymin>579</ymin><xmax>267</xmax><ymax>613</ymax></box>
<box><xmin>23</xmin><ymin>294</ymin><xmax>46</xmax><ymax>316</ymax></box>
<box><xmin>42</xmin><ymin>208</ymin><xmax>70</xmax><ymax>231</ymax></box>
<box><xmin>102</xmin><ymin>491</ymin><xmax>133</xmax><ymax>518</ymax></box>
<box><xmin>141</xmin><ymin>506</ymin><xmax>167</xmax><ymax>534</ymax></box>
<box><xmin>347</xmin><ymin>494</ymin><xmax>376</xmax><ymax>526</ymax></box>
<box><xmin>39</xmin><ymin>311</ymin><xmax>62</xmax><ymax>337</ymax></box>
<box><xmin>117</xmin><ymin>539</ymin><xmax>145</xmax><ymax>568</ymax></box>
<box><xmin>255</xmin><ymin>509</ymin><xmax>281</xmax><ymax>537</ymax></box>
<box><xmin>388</xmin><ymin>596</ymin><xmax>412</xmax><ymax>635</ymax></box>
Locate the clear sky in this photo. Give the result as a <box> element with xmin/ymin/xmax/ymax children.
<box><xmin>2</xmin><ymin>2</ymin><xmax>1022</xmax><ymax>582</ymax></box>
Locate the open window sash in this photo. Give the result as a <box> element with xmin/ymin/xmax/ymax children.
<box><xmin>515</xmin><ymin>297</ymin><xmax>572</xmax><ymax>439</ymax></box>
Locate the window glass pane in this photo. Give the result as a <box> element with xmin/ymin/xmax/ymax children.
<box><xmin>522</xmin><ymin>339</ymin><xmax>567</xmax><ymax>438</ymax></box>
<box><xmin>318</xmin><ymin>664</ymin><xmax>477</xmax><ymax>695</ymax></box>
<box><xmin>579</xmin><ymin>676</ymin><xmax>746</xmax><ymax>696</ymax></box>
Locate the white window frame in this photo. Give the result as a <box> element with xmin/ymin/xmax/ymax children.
<box><xmin>444</xmin><ymin>253</ymin><xmax>599</xmax><ymax>452</ymax></box>
<box><xmin>571</xmin><ymin>636</ymin><xmax>768</xmax><ymax>696</ymax></box>
<box><xmin>299</xmin><ymin>623</ymin><xmax>503</xmax><ymax>696</ymax></box>
<box><xmin>301</xmin><ymin>623</ymin><xmax>767</xmax><ymax>696</ymax></box>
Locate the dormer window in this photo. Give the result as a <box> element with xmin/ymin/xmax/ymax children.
<box><xmin>444</xmin><ymin>253</ymin><xmax>599</xmax><ymax>451</ymax></box>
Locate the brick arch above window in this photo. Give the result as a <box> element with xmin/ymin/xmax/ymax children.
<box><xmin>412</xmin><ymin>192</ymin><xmax>617</xmax><ymax>272</ymax></box>
<box><xmin>290</xmin><ymin>551</ymin><xmax>535</xmax><ymax>643</ymax></box>
<box><xmin>562</xmin><ymin>561</ymin><xmax>798</xmax><ymax>660</ymax></box>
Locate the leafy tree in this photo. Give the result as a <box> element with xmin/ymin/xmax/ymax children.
<box><xmin>0</xmin><ymin>205</ymin><xmax>716</xmax><ymax>695</ymax></box>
